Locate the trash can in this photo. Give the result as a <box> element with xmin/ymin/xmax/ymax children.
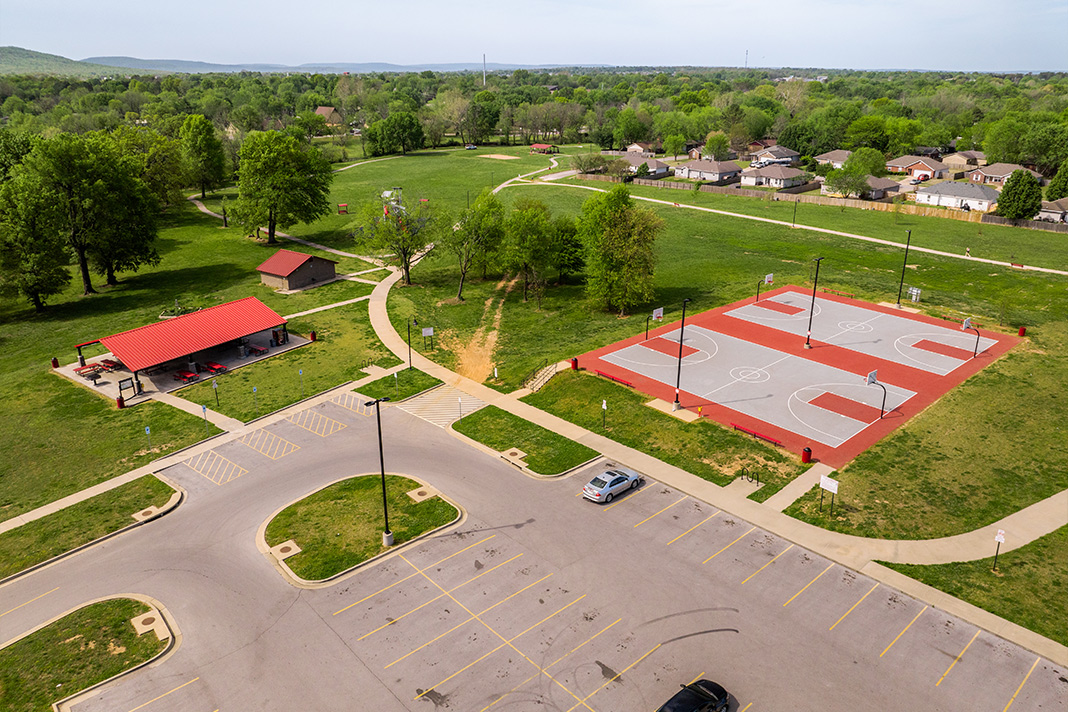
<box><xmin>801</xmin><ymin>447</ymin><xmax>812</xmax><ymax>464</ymax></box>
<box><xmin>570</xmin><ymin>357</ymin><xmax>578</xmax><ymax>370</ymax></box>
<box><xmin>310</xmin><ymin>331</ymin><xmax>317</xmax><ymax>342</ymax></box>
<box><xmin>51</xmin><ymin>357</ymin><xmax>59</xmax><ymax>369</ymax></box>
<box><xmin>116</xmin><ymin>396</ymin><xmax>125</xmax><ymax>409</ymax></box>
<box><xmin>1018</xmin><ymin>326</ymin><xmax>1027</xmax><ymax>337</ymax></box>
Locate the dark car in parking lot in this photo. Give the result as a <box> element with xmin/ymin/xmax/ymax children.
<box><xmin>655</xmin><ymin>679</ymin><xmax>731</xmax><ymax>711</ymax></box>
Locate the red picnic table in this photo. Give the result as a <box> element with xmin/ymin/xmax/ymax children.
<box><xmin>247</xmin><ymin>345</ymin><xmax>268</xmax><ymax>357</ymax></box>
<box><xmin>173</xmin><ymin>370</ymin><xmax>199</xmax><ymax>383</ymax></box>
<box><xmin>204</xmin><ymin>361</ymin><xmax>227</xmax><ymax>374</ymax></box>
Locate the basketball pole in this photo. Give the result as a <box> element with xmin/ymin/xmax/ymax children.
<box><xmin>674</xmin><ymin>298</ymin><xmax>691</xmax><ymax>410</ymax></box>
<box><xmin>896</xmin><ymin>230</ymin><xmax>912</xmax><ymax>308</ymax></box>
<box><xmin>805</xmin><ymin>257</ymin><xmax>824</xmax><ymax>349</ymax></box>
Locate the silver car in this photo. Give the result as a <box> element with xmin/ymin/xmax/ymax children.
<box><xmin>582</xmin><ymin>467</ymin><xmax>644</xmax><ymax>503</ymax></box>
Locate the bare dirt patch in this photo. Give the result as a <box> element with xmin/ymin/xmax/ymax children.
<box><xmin>478</xmin><ymin>154</ymin><xmax>521</xmax><ymax>161</ymax></box>
<box><xmin>452</xmin><ymin>278</ymin><xmax>518</xmax><ymax>381</ymax></box>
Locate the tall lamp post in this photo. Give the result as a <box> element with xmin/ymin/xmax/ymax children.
<box><xmin>407</xmin><ymin>317</ymin><xmax>418</xmax><ymax>370</ymax></box>
<box><xmin>896</xmin><ymin>230</ymin><xmax>912</xmax><ymax>308</ymax></box>
<box><xmin>804</xmin><ymin>257</ymin><xmax>825</xmax><ymax>349</ymax></box>
<box><xmin>366</xmin><ymin>397</ymin><xmax>393</xmax><ymax>546</ymax></box>
<box><xmin>674</xmin><ymin>298</ymin><xmax>691</xmax><ymax>410</ymax></box>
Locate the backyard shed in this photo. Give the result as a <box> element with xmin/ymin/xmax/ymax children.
<box><xmin>257</xmin><ymin>249</ymin><xmax>337</xmax><ymax>290</ymax></box>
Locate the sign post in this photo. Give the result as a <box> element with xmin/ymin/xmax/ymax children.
<box><xmin>202</xmin><ymin>404</ymin><xmax>209</xmax><ymax>436</ymax></box>
<box><xmin>145</xmin><ymin>425</ymin><xmax>151</xmax><ymax>451</ymax></box>
<box><xmin>819</xmin><ymin>474</ymin><xmax>839</xmax><ymax>515</ymax></box>
<box><xmin>253</xmin><ymin>385</ymin><xmax>258</xmax><ymax>413</ymax></box>
<box><xmin>422</xmin><ymin>326</ymin><xmax>434</xmax><ymax>351</ymax></box>
<box><xmin>602</xmin><ymin>399</ymin><xmax>607</xmax><ymax>430</ymax></box>
<box><xmin>299</xmin><ymin>368</ymin><xmax>304</xmax><ymax>399</ymax></box>
<box><xmin>212</xmin><ymin>379</ymin><xmax>219</xmax><ymax>408</ymax></box>
<box><xmin>993</xmin><ymin>529</ymin><xmax>1005</xmax><ymax>571</ymax></box>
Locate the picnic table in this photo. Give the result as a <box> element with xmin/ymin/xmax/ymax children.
<box><xmin>100</xmin><ymin>359</ymin><xmax>124</xmax><ymax>372</ymax></box>
<box><xmin>174</xmin><ymin>370</ymin><xmax>199</xmax><ymax>384</ymax></box>
<box><xmin>85</xmin><ymin>372</ymin><xmax>102</xmax><ymax>385</ymax></box>
<box><xmin>74</xmin><ymin>363</ymin><xmax>102</xmax><ymax>377</ymax></box>
<box><xmin>247</xmin><ymin>345</ymin><xmax>268</xmax><ymax>357</ymax></box>
<box><xmin>204</xmin><ymin>361</ymin><xmax>227</xmax><ymax>374</ymax></box>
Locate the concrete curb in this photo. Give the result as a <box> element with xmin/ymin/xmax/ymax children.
<box><xmin>0</xmin><ymin>477</ymin><xmax>186</xmax><ymax>588</ymax></box>
<box><xmin>254</xmin><ymin>472</ymin><xmax>467</xmax><ymax>590</ymax></box>
<box><xmin>446</xmin><ymin>421</ymin><xmax>601</xmax><ymax>482</ymax></box>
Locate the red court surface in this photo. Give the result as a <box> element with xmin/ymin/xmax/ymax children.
<box><xmin>579</xmin><ymin>286</ymin><xmax>1020</xmax><ymax>468</ymax></box>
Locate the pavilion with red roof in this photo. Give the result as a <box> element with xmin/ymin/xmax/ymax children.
<box><xmin>256</xmin><ymin>248</ymin><xmax>337</xmax><ymax>291</ymax></box>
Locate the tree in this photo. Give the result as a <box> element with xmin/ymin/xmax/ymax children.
<box><xmin>548</xmin><ymin>214</ymin><xmax>583</xmax><ymax>283</ymax></box>
<box><xmin>843</xmin><ymin>147</ymin><xmax>886</xmax><ymax>177</ymax></box>
<box><xmin>845</xmin><ymin>115</ymin><xmax>888</xmax><ymax>152</ymax></box>
<box><xmin>444</xmin><ymin>189</ymin><xmax>504</xmax><ymax>300</ymax></box>
<box><xmin>502</xmin><ymin>199</ymin><xmax>553</xmax><ymax>305</ymax></box>
<box><xmin>824</xmin><ymin>166</ymin><xmax>871</xmax><ymax>198</ymax></box>
<box><xmin>354</xmin><ymin>194</ymin><xmax>441</xmax><ymax>285</ymax></box>
<box><xmin>0</xmin><ymin>179</ymin><xmax>71</xmax><ymax>310</ymax></box>
<box><xmin>179</xmin><ymin>114</ymin><xmax>226</xmax><ymax>199</ymax></box>
<box><xmin>107</xmin><ymin>125</ymin><xmax>186</xmax><ymax>208</ymax></box>
<box><xmin>1046</xmin><ymin>158</ymin><xmax>1068</xmax><ymax>202</ymax></box>
<box><xmin>231</xmin><ymin>131</ymin><xmax>333</xmax><ymax>244</ymax></box>
<box><xmin>997</xmin><ymin>169</ymin><xmax>1043</xmax><ymax>220</ymax></box>
<box><xmin>662</xmin><ymin>134</ymin><xmax>686</xmax><ymax>159</ymax></box>
<box><xmin>578</xmin><ymin>184</ymin><xmax>664</xmax><ymax>315</ymax></box>
<box><xmin>702</xmin><ymin>132</ymin><xmax>730</xmax><ymax>161</ymax></box>
<box><xmin>11</xmin><ymin>133</ymin><xmax>159</xmax><ymax>295</ymax></box>
<box><xmin>382</xmin><ymin>112</ymin><xmax>425</xmax><ymax>154</ymax></box>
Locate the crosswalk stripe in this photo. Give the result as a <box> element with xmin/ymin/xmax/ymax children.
<box><xmin>395</xmin><ymin>385</ymin><xmax>486</xmax><ymax>428</ymax></box>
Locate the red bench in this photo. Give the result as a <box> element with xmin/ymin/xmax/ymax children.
<box><xmin>594</xmin><ymin>369</ymin><xmax>633</xmax><ymax>387</ymax></box>
<box><xmin>731</xmin><ymin>422</ymin><xmax>783</xmax><ymax>447</ymax></box>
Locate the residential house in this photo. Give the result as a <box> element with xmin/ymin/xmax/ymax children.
<box><xmin>257</xmin><ymin>249</ymin><xmax>337</xmax><ymax>291</ymax></box>
<box><xmin>747</xmin><ymin>138</ymin><xmax>777</xmax><ymax>154</ymax></box>
<box><xmin>740</xmin><ymin>165</ymin><xmax>806</xmax><ymax>189</ymax></box>
<box><xmin>914</xmin><ymin>182</ymin><xmax>999</xmax><ymax>212</ymax></box>
<box><xmin>751</xmin><ymin>145</ymin><xmax>800</xmax><ymax>166</ymax></box>
<box><xmin>814</xmin><ymin>150</ymin><xmax>852</xmax><ymax>169</ymax></box>
<box><xmin>314</xmin><ymin>106</ymin><xmax>343</xmax><ymax>126</ymax></box>
<box><xmin>942</xmin><ymin>151</ymin><xmax>987</xmax><ymax>171</ymax></box>
<box><xmin>885</xmin><ymin>156</ymin><xmax>948</xmax><ymax>180</ymax></box>
<box><xmin>673</xmin><ymin>160</ymin><xmax>742</xmax><ymax>183</ymax></box>
<box><xmin>820</xmin><ymin>175</ymin><xmax>899</xmax><ymax>200</ymax></box>
<box><xmin>688</xmin><ymin>144</ymin><xmax>737</xmax><ymax>161</ymax></box>
<box><xmin>968</xmin><ymin>163</ymin><xmax>1043</xmax><ymax>185</ymax></box>
<box><xmin>1037</xmin><ymin>197</ymin><xmax>1068</xmax><ymax>223</ymax></box>
<box><xmin>621</xmin><ymin>153</ymin><xmax>670</xmax><ymax>178</ymax></box>
<box><xmin>626</xmin><ymin>141</ymin><xmax>660</xmax><ymax>156</ymax></box>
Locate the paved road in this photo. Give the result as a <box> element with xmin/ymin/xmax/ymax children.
<box><xmin>2</xmin><ymin>396</ymin><xmax>1062</xmax><ymax>711</ymax></box>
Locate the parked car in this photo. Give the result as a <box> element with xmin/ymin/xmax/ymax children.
<box><xmin>582</xmin><ymin>467</ymin><xmax>644</xmax><ymax>503</ymax></box>
<box><xmin>749</xmin><ymin>160</ymin><xmax>768</xmax><ymax>168</ymax></box>
<box><xmin>909</xmin><ymin>178</ymin><xmax>922</xmax><ymax>185</ymax></box>
<box><xmin>655</xmin><ymin>680</ymin><xmax>731</xmax><ymax>712</ymax></box>
<box><xmin>465</xmin><ymin>144</ymin><xmax>478</xmax><ymax>150</ymax></box>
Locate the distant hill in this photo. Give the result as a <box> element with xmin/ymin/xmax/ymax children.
<box><xmin>0</xmin><ymin>46</ymin><xmax>136</xmax><ymax>76</ymax></box>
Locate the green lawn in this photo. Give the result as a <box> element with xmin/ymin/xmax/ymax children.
<box><xmin>524</xmin><ymin>371</ymin><xmax>806</xmax><ymax>493</ymax></box>
<box><xmin>453</xmin><ymin>405</ymin><xmax>598</xmax><ymax>475</ymax></box>
<box><xmin>881</xmin><ymin>526</ymin><xmax>1068</xmax><ymax>647</ymax></box>
<box><xmin>264</xmin><ymin>474</ymin><xmax>459</xmax><ymax>580</ymax></box>
<box><xmin>356</xmin><ymin>368</ymin><xmax>442</xmax><ymax>402</ymax></box>
<box><xmin>0</xmin><ymin>598</ymin><xmax>167</xmax><ymax>712</ymax></box>
<box><xmin>0</xmin><ymin>476</ymin><xmax>174</xmax><ymax>580</ymax></box>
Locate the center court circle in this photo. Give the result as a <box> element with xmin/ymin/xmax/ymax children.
<box><xmin>730</xmin><ymin>366</ymin><xmax>771</xmax><ymax>383</ymax></box>
<box><xmin>837</xmin><ymin>321</ymin><xmax>873</xmax><ymax>333</ymax></box>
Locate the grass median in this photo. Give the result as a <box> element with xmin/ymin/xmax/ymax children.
<box><xmin>880</xmin><ymin>526</ymin><xmax>1068</xmax><ymax>647</ymax></box>
<box><xmin>264</xmin><ymin>474</ymin><xmax>458</xmax><ymax>581</ymax></box>
<box><xmin>0</xmin><ymin>598</ymin><xmax>167</xmax><ymax>712</ymax></box>
<box><xmin>0</xmin><ymin>475</ymin><xmax>175</xmax><ymax>580</ymax></box>
<box><xmin>357</xmin><ymin>368</ymin><xmax>442</xmax><ymax>402</ymax></box>
<box><xmin>453</xmin><ymin>405</ymin><xmax>597</xmax><ymax>475</ymax></box>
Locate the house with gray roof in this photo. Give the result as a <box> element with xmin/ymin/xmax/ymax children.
<box><xmin>740</xmin><ymin>165</ymin><xmax>806</xmax><ymax>189</ymax></box>
<box><xmin>1037</xmin><ymin>197</ymin><xmax>1068</xmax><ymax>223</ymax></box>
<box><xmin>752</xmin><ymin>145</ymin><xmax>800</xmax><ymax>165</ymax></box>
<box><xmin>968</xmin><ymin>163</ymin><xmax>1043</xmax><ymax>186</ymax></box>
<box><xmin>814</xmin><ymin>150</ymin><xmax>852</xmax><ymax>169</ymax></box>
<box><xmin>620</xmin><ymin>153</ymin><xmax>670</xmax><ymax>178</ymax></box>
<box><xmin>886</xmin><ymin>156</ymin><xmax>949</xmax><ymax>179</ymax></box>
<box><xmin>820</xmin><ymin>175</ymin><xmax>899</xmax><ymax>200</ymax></box>
<box><xmin>673</xmin><ymin>160</ymin><xmax>742</xmax><ymax>183</ymax></box>
<box><xmin>942</xmin><ymin>151</ymin><xmax>987</xmax><ymax>171</ymax></box>
<box><xmin>914</xmin><ymin>182</ymin><xmax>1000</xmax><ymax>212</ymax></box>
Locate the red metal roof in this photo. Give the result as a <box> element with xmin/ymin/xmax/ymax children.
<box><xmin>257</xmin><ymin>249</ymin><xmax>317</xmax><ymax>277</ymax></box>
<box><xmin>98</xmin><ymin>297</ymin><xmax>286</xmax><ymax>373</ymax></box>
<box><xmin>531</xmin><ymin>143</ymin><xmax>555</xmax><ymax>149</ymax></box>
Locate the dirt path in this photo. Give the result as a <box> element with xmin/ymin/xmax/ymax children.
<box><xmin>450</xmin><ymin>277</ymin><xmax>517</xmax><ymax>382</ymax></box>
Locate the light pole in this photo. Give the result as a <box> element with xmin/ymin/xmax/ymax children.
<box><xmin>674</xmin><ymin>298</ymin><xmax>691</xmax><ymax>410</ymax></box>
<box><xmin>366</xmin><ymin>396</ymin><xmax>393</xmax><ymax>546</ymax></box>
<box><xmin>896</xmin><ymin>230</ymin><xmax>912</xmax><ymax>308</ymax></box>
<box><xmin>805</xmin><ymin>257</ymin><xmax>825</xmax><ymax>349</ymax></box>
<box><xmin>407</xmin><ymin>317</ymin><xmax>418</xmax><ymax>370</ymax></box>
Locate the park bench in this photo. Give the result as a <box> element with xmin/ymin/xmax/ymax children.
<box><xmin>731</xmin><ymin>422</ymin><xmax>783</xmax><ymax>447</ymax></box>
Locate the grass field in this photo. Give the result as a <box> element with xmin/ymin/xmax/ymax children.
<box><xmin>0</xmin><ymin>476</ymin><xmax>174</xmax><ymax>579</ymax></box>
<box><xmin>0</xmin><ymin>598</ymin><xmax>166</xmax><ymax>712</ymax></box>
<box><xmin>264</xmin><ymin>474</ymin><xmax>458</xmax><ymax>580</ymax></box>
<box><xmin>453</xmin><ymin>405</ymin><xmax>598</xmax><ymax>475</ymax></box>
<box><xmin>881</xmin><ymin>526</ymin><xmax>1068</xmax><ymax>646</ymax></box>
<box><xmin>524</xmin><ymin>371</ymin><xmax>806</xmax><ymax>494</ymax></box>
<box><xmin>356</xmin><ymin>367</ymin><xmax>442</xmax><ymax>402</ymax></box>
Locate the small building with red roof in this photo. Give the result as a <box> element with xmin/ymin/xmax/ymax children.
<box><xmin>257</xmin><ymin>249</ymin><xmax>337</xmax><ymax>291</ymax></box>
<box><xmin>530</xmin><ymin>143</ymin><xmax>559</xmax><ymax>154</ymax></box>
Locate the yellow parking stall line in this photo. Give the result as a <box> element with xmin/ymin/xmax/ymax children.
<box><xmin>359</xmin><ymin>553</ymin><xmax>523</xmax><ymax>641</ymax></box>
<box><xmin>479</xmin><ymin>618</ymin><xmax>622</xmax><ymax>712</ymax></box>
<box><xmin>1</xmin><ymin>587</ymin><xmax>59</xmax><ymax>618</ymax></box>
<box><xmin>634</xmin><ymin>495</ymin><xmax>687</xmax><ymax>528</ymax></box>
<box><xmin>386</xmin><ymin>573</ymin><xmax>552</xmax><ymax>669</ymax></box>
<box><xmin>783</xmin><ymin>563</ymin><xmax>834</xmax><ymax>606</ymax></box>
<box><xmin>332</xmin><ymin>392</ymin><xmax>373</xmax><ymax>416</ymax></box>
<box><xmin>741</xmin><ymin>544</ymin><xmax>794</xmax><ymax>585</ymax></box>
<box><xmin>334</xmin><ymin>535</ymin><xmax>495</xmax><ymax>616</ymax></box>
<box><xmin>739</xmin><ymin>704</ymin><xmax>752</xmax><ymax>711</ymax></box>
<box><xmin>829</xmin><ymin>583</ymin><xmax>879</xmax><ymax>631</ymax></box>
<box><xmin>880</xmin><ymin>605</ymin><xmax>927</xmax><ymax>657</ymax></box>
<box><xmin>184</xmin><ymin>451</ymin><xmax>247</xmax><ymax>485</ymax></box>
<box><xmin>1002</xmin><ymin>656</ymin><xmax>1040</xmax><ymax>711</ymax></box>
<box><xmin>126</xmin><ymin>677</ymin><xmax>199</xmax><ymax>712</ymax></box>
<box><xmin>667</xmin><ymin>512</ymin><xmax>719</xmax><ymax>546</ymax></box>
<box><xmin>603</xmin><ymin>486</ymin><xmax>646</xmax><ymax>511</ymax></box>
<box><xmin>703</xmin><ymin>526</ymin><xmax>756</xmax><ymax>564</ymax></box>
<box><xmin>240</xmin><ymin>430</ymin><xmax>299</xmax><ymax>460</ymax></box>
<box><xmin>414</xmin><ymin>592</ymin><xmax>587</xmax><ymax>702</ymax></box>
<box><xmin>288</xmin><ymin>410</ymin><xmax>346</xmax><ymax>437</ymax></box>
<box><xmin>936</xmin><ymin>630</ymin><xmax>980</xmax><ymax>686</ymax></box>
<box><xmin>564</xmin><ymin>643</ymin><xmax>662</xmax><ymax>712</ymax></box>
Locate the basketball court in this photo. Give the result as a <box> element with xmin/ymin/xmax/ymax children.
<box><xmin>581</xmin><ymin>286</ymin><xmax>1019</xmax><ymax>467</ymax></box>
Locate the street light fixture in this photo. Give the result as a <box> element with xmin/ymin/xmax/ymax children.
<box><xmin>896</xmin><ymin>230</ymin><xmax>912</xmax><ymax>308</ymax></box>
<box><xmin>366</xmin><ymin>396</ymin><xmax>393</xmax><ymax>546</ymax></box>
<box><xmin>674</xmin><ymin>298</ymin><xmax>691</xmax><ymax>410</ymax></box>
<box><xmin>804</xmin><ymin>257</ymin><xmax>825</xmax><ymax>349</ymax></box>
<box><xmin>407</xmin><ymin>317</ymin><xmax>418</xmax><ymax>370</ymax></box>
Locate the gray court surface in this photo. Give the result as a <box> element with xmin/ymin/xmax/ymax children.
<box><xmin>603</xmin><ymin>326</ymin><xmax>915</xmax><ymax>447</ymax></box>
<box><xmin>726</xmin><ymin>293</ymin><xmax>999</xmax><ymax>376</ymax></box>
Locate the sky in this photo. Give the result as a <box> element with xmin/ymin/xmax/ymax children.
<box><xmin>1</xmin><ymin>0</ymin><xmax>1065</xmax><ymax>72</ymax></box>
